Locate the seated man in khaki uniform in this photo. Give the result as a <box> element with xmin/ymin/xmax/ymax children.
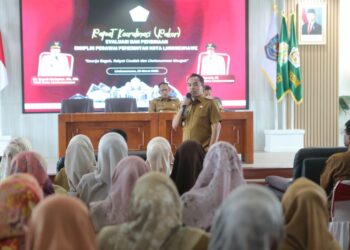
<box><xmin>172</xmin><ymin>73</ymin><xmax>221</xmax><ymax>151</ymax></box>
<box><xmin>148</xmin><ymin>82</ymin><xmax>181</xmax><ymax>112</ymax></box>
<box><xmin>321</xmin><ymin>120</ymin><xmax>350</xmax><ymax>196</ymax></box>
<box><xmin>204</xmin><ymin>85</ymin><xmax>224</xmax><ymax>111</ymax></box>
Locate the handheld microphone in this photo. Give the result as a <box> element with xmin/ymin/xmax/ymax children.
<box><xmin>181</xmin><ymin>93</ymin><xmax>192</xmax><ymax>117</ymax></box>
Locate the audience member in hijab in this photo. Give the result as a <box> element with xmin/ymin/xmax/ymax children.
<box><xmin>90</xmin><ymin>156</ymin><xmax>149</xmax><ymax>232</ymax></box>
<box><xmin>77</xmin><ymin>132</ymin><xmax>128</xmax><ymax>204</ymax></box>
<box><xmin>209</xmin><ymin>185</ymin><xmax>284</xmax><ymax>250</ymax></box>
<box><xmin>0</xmin><ymin>137</ymin><xmax>31</xmax><ymax>180</ymax></box>
<box><xmin>0</xmin><ymin>173</ymin><xmax>43</xmax><ymax>250</ymax></box>
<box><xmin>25</xmin><ymin>195</ymin><xmax>97</xmax><ymax>250</ymax></box>
<box><xmin>280</xmin><ymin>178</ymin><xmax>340</xmax><ymax>250</ymax></box>
<box><xmin>54</xmin><ymin>128</ymin><xmax>127</xmax><ymax>190</ymax></box>
<box><xmin>9</xmin><ymin>151</ymin><xmax>56</xmax><ymax>196</ymax></box>
<box><xmin>98</xmin><ymin>172</ymin><xmax>209</xmax><ymax>250</ymax></box>
<box><xmin>59</xmin><ymin>134</ymin><xmax>97</xmax><ymax>195</ymax></box>
<box><xmin>146</xmin><ymin>136</ymin><xmax>174</xmax><ymax>176</ymax></box>
<box><xmin>170</xmin><ymin>140</ymin><xmax>205</xmax><ymax>195</ymax></box>
<box><xmin>181</xmin><ymin>141</ymin><xmax>245</xmax><ymax>231</ymax></box>
<box><xmin>53</xmin><ymin>166</ymin><xmax>69</xmax><ymax>191</ymax></box>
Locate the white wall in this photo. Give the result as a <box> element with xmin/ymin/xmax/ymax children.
<box><xmin>0</xmin><ymin>0</ymin><xmax>58</xmax><ymax>163</ymax></box>
<box><xmin>0</xmin><ymin>0</ymin><xmax>278</xmax><ymax>167</ymax></box>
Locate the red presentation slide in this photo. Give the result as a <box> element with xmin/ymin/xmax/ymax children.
<box><xmin>21</xmin><ymin>0</ymin><xmax>247</xmax><ymax>113</ymax></box>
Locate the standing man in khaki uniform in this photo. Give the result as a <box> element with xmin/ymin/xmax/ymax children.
<box><xmin>148</xmin><ymin>82</ymin><xmax>181</xmax><ymax>112</ymax></box>
<box><xmin>172</xmin><ymin>73</ymin><xmax>221</xmax><ymax>151</ymax></box>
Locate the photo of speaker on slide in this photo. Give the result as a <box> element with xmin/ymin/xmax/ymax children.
<box><xmin>37</xmin><ymin>42</ymin><xmax>73</xmax><ymax>77</ymax></box>
<box><xmin>302</xmin><ymin>8</ymin><xmax>322</xmax><ymax>35</ymax></box>
<box><xmin>199</xmin><ymin>43</ymin><xmax>228</xmax><ymax>76</ymax></box>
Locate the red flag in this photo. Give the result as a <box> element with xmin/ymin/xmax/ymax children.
<box><xmin>0</xmin><ymin>32</ymin><xmax>8</xmax><ymax>91</ymax></box>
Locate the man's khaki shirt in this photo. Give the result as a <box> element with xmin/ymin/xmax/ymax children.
<box><xmin>148</xmin><ymin>97</ymin><xmax>181</xmax><ymax>112</ymax></box>
<box><xmin>182</xmin><ymin>96</ymin><xmax>221</xmax><ymax>150</ymax></box>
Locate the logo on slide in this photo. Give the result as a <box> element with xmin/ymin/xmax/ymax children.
<box><xmin>129</xmin><ymin>6</ymin><xmax>149</xmax><ymax>22</ymax></box>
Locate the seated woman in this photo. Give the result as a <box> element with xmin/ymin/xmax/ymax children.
<box><xmin>0</xmin><ymin>137</ymin><xmax>31</xmax><ymax>180</ymax></box>
<box><xmin>170</xmin><ymin>140</ymin><xmax>205</xmax><ymax>195</ymax></box>
<box><xmin>181</xmin><ymin>141</ymin><xmax>245</xmax><ymax>231</ymax></box>
<box><xmin>209</xmin><ymin>185</ymin><xmax>284</xmax><ymax>250</ymax></box>
<box><xmin>0</xmin><ymin>173</ymin><xmax>43</xmax><ymax>249</ymax></box>
<box><xmin>89</xmin><ymin>156</ymin><xmax>149</xmax><ymax>232</ymax></box>
<box><xmin>62</xmin><ymin>134</ymin><xmax>97</xmax><ymax>195</ymax></box>
<box><xmin>280</xmin><ymin>178</ymin><xmax>340</xmax><ymax>250</ymax></box>
<box><xmin>77</xmin><ymin>132</ymin><xmax>128</xmax><ymax>204</ymax></box>
<box><xmin>98</xmin><ymin>172</ymin><xmax>209</xmax><ymax>250</ymax></box>
<box><xmin>25</xmin><ymin>195</ymin><xmax>97</xmax><ymax>250</ymax></box>
<box><xmin>146</xmin><ymin>136</ymin><xmax>174</xmax><ymax>176</ymax></box>
<box><xmin>9</xmin><ymin>151</ymin><xmax>56</xmax><ymax>196</ymax></box>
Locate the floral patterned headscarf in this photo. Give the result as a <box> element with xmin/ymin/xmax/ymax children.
<box><xmin>0</xmin><ymin>173</ymin><xmax>43</xmax><ymax>249</ymax></box>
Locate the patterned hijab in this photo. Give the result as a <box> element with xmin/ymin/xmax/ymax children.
<box><xmin>209</xmin><ymin>185</ymin><xmax>284</xmax><ymax>250</ymax></box>
<box><xmin>0</xmin><ymin>137</ymin><xmax>31</xmax><ymax>180</ymax></box>
<box><xmin>170</xmin><ymin>140</ymin><xmax>205</xmax><ymax>195</ymax></box>
<box><xmin>98</xmin><ymin>172</ymin><xmax>189</xmax><ymax>250</ymax></box>
<box><xmin>146</xmin><ymin>137</ymin><xmax>174</xmax><ymax>176</ymax></box>
<box><xmin>10</xmin><ymin>151</ymin><xmax>55</xmax><ymax>196</ymax></box>
<box><xmin>0</xmin><ymin>173</ymin><xmax>43</xmax><ymax>250</ymax></box>
<box><xmin>90</xmin><ymin>156</ymin><xmax>149</xmax><ymax>232</ymax></box>
<box><xmin>77</xmin><ymin>132</ymin><xmax>128</xmax><ymax>204</ymax></box>
<box><xmin>64</xmin><ymin>134</ymin><xmax>96</xmax><ymax>193</ymax></box>
<box><xmin>181</xmin><ymin>141</ymin><xmax>246</xmax><ymax>230</ymax></box>
<box><xmin>280</xmin><ymin>178</ymin><xmax>340</xmax><ymax>250</ymax></box>
<box><xmin>25</xmin><ymin>195</ymin><xmax>97</xmax><ymax>250</ymax></box>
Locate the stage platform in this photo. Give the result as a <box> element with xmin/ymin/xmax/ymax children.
<box><xmin>242</xmin><ymin>152</ymin><xmax>294</xmax><ymax>184</ymax></box>
<box><xmin>47</xmin><ymin>152</ymin><xmax>295</xmax><ymax>184</ymax></box>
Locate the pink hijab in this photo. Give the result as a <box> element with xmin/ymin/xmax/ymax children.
<box><xmin>89</xmin><ymin>156</ymin><xmax>149</xmax><ymax>232</ymax></box>
<box><xmin>181</xmin><ymin>141</ymin><xmax>245</xmax><ymax>230</ymax></box>
<box><xmin>10</xmin><ymin>151</ymin><xmax>54</xmax><ymax>196</ymax></box>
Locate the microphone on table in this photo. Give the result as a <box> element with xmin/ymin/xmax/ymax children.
<box><xmin>181</xmin><ymin>93</ymin><xmax>192</xmax><ymax>117</ymax></box>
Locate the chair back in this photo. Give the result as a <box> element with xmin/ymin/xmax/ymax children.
<box><xmin>61</xmin><ymin>98</ymin><xmax>94</xmax><ymax>113</ymax></box>
<box><xmin>104</xmin><ymin>98</ymin><xmax>138</xmax><ymax>112</ymax></box>
<box><xmin>293</xmin><ymin>147</ymin><xmax>347</xmax><ymax>179</ymax></box>
<box><xmin>330</xmin><ymin>180</ymin><xmax>350</xmax><ymax>250</ymax></box>
<box><xmin>332</xmin><ymin>180</ymin><xmax>350</xmax><ymax>221</ymax></box>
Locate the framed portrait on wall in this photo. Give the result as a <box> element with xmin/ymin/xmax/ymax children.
<box><xmin>298</xmin><ymin>3</ymin><xmax>327</xmax><ymax>45</ymax></box>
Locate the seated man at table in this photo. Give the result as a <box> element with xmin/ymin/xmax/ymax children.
<box><xmin>204</xmin><ymin>85</ymin><xmax>224</xmax><ymax>111</ymax></box>
<box><xmin>148</xmin><ymin>82</ymin><xmax>181</xmax><ymax>112</ymax></box>
<box><xmin>320</xmin><ymin>119</ymin><xmax>350</xmax><ymax>196</ymax></box>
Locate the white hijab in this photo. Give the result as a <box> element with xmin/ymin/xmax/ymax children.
<box><xmin>0</xmin><ymin>137</ymin><xmax>32</xmax><ymax>180</ymax></box>
<box><xmin>77</xmin><ymin>132</ymin><xmax>127</xmax><ymax>205</ymax></box>
<box><xmin>64</xmin><ymin>134</ymin><xmax>96</xmax><ymax>193</ymax></box>
<box><xmin>146</xmin><ymin>137</ymin><xmax>174</xmax><ymax>176</ymax></box>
